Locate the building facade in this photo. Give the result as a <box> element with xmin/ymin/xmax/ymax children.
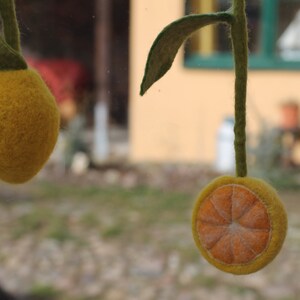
<box><xmin>130</xmin><ymin>0</ymin><xmax>300</xmax><ymax>164</ymax></box>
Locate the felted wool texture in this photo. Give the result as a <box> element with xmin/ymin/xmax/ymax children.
<box><xmin>231</xmin><ymin>0</ymin><xmax>248</xmax><ymax>177</ymax></box>
<box><xmin>0</xmin><ymin>0</ymin><xmax>21</xmax><ymax>52</ymax></box>
<box><xmin>192</xmin><ymin>176</ymin><xmax>288</xmax><ymax>275</ymax></box>
<box><xmin>197</xmin><ymin>184</ymin><xmax>271</xmax><ymax>265</ymax></box>
<box><xmin>0</xmin><ymin>69</ymin><xmax>60</xmax><ymax>183</ymax></box>
<box><xmin>140</xmin><ymin>12</ymin><xmax>233</xmax><ymax>96</ymax></box>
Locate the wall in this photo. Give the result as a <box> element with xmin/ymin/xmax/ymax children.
<box><xmin>129</xmin><ymin>0</ymin><xmax>300</xmax><ymax>164</ymax></box>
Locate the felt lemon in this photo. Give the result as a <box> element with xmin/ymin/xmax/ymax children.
<box><xmin>192</xmin><ymin>176</ymin><xmax>287</xmax><ymax>275</ymax></box>
<box><xmin>0</xmin><ymin>69</ymin><xmax>60</xmax><ymax>183</ymax></box>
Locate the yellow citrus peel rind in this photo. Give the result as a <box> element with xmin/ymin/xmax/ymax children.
<box><xmin>192</xmin><ymin>176</ymin><xmax>287</xmax><ymax>275</ymax></box>
<box><xmin>0</xmin><ymin>69</ymin><xmax>60</xmax><ymax>183</ymax></box>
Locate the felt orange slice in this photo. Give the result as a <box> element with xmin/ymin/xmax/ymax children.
<box><xmin>192</xmin><ymin>176</ymin><xmax>287</xmax><ymax>275</ymax></box>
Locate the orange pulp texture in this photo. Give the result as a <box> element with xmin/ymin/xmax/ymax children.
<box><xmin>192</xmin><ymin>176</ymin><xmax>287</xmax><ymax>274</ymax></box>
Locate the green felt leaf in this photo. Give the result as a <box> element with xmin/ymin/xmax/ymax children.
<box><xmin>140</xmin><ymin>12</ymin><xmax>233</xmax><ymax>95</ymax></box>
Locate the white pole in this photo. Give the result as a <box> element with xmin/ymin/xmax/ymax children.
<box><xmin>93</xmin><ymin>0</ymin><xmax>111</xmax><ymax>162</ymax></box>
<box><xmin>94</xmin><ymin>100</ymin><xmax>109</xmax><ymax>161</ymax></box>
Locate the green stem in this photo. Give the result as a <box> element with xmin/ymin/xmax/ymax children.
<box><xmin>0</xmin><ymin>0</ymin><xmax>21</xmax><ymax>52</ymax></box>
<box><xmin>231</xmin><ymin>0</ymin><xmax>248</xmax><ymax>177</ymax></box>
<box><xmin>0</xmin><ymin>0</ymin><xmax>27</xmax><ymax>70</ymax></box>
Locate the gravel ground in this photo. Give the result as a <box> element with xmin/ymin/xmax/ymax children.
<box><xmin>0</xmin><ymin>165</ymin><xmax>298</xmax><ymax>300</ymax></box>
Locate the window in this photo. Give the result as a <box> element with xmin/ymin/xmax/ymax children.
<box><xmin>277</xmin><ymin>0</ymin><xmax>300</xmax><ymax>60</ymax></box>
<box><xmin>185</xmin><ymin>0</ymin><xmax>300</xmax><ymax>69</ymax></box>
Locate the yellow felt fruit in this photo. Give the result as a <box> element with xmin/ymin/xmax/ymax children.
<box><xmin>192</xmin><ymin>176</ymin><xmax>287</xmax><ymax>275</ymax></box>
<box><xmin>0</xmin><ymin>69</ymin><xmax>60</xmax><ymax>183</ymax></box>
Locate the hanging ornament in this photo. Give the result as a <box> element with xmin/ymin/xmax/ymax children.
<box><xmin>0</xmin><ymin>0</ymin><xmax>60</xmax><ymax>184</ymax></box>
<box><xmin>140</xmin><ymin>0</ymin><xmax>287</xmax><ymax>274</ymax></box>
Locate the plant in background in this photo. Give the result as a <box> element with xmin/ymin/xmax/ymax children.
<box><xmin>140</xmin><ymin>0</ymin><xmax>287</xmax><ymax>274</ymax></box>
<box><xmin>0</xmin><ymin>0</ymin><xmax>60</xmax><ymax>184</ymax></box>
<box><xmin>251</xmin><ymin>122</ymin><xmax>282</xmax><ymax>172</ymax></box>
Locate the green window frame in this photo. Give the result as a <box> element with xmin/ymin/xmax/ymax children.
<box><xmin>185</xmin><ymin>0</ymin><xmax>300</xmax><ymax>70</ymax></box>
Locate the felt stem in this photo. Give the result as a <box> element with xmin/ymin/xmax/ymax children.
<box><xmin>231</xmin><ymin>0</ymin><xmax>248</xmax><ymax>177</ymax></box>
<box><xmin>0</xmin><ymin>0</ymin><xmax>21</xmax><ymax>52</ymax></box>
<box><xmin>0</xmin><ymin>0</ymin><xmax>27</xmax><ymax>70</ymax></box>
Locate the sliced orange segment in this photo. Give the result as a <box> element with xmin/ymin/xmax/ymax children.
<box><xmin>238</xmin><ymin>201</ymin><xmax>270</xmax><ymax>230</ymax></box>
<box><xmin>240</xmin><ymin>229</ymin><xmax>270</xmax><ymax>254</ymax></box>
<box><xmin>210</xmin><ymin>185</ymin><xmax>232</xmax><ymax>222</ymax></box>
<box><xmin>192</xmin><ymin>176</ymin><xmax>287</xmax><ymax>275</ymax></box>
<box><xmin>231</xmin><ymin>233</ymin><xmax>256</xmax><ymax>264</ymax></box>
<box><xmin>210</xmin><ymin>234</ymin><xmax>233</xmax><ymax>264</ymax></box>
<box><xmin>197</xmin><ymin>222</ymin><xmax>228</xmax><ymax>249</ymax></box>
<box><xmin>232</xmin><ymin>186</ymin><xmax>257</xmax><ymax>219</ymax></box>
<box><xmin>197</xmin><ymin>196</ymin><xmax>230</xmax><ymax>226</ymax></box>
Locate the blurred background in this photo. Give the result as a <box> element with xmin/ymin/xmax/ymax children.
<box><xmin>1</xmin><ymin>0</ymin><xmax>300</xmax><ymax>299</ymax></box>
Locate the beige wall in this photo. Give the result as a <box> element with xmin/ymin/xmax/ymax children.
<box><xmin>129</xmin><ymin>0</ymin><xmax>300</xmax><ymax>164</ymax></box>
